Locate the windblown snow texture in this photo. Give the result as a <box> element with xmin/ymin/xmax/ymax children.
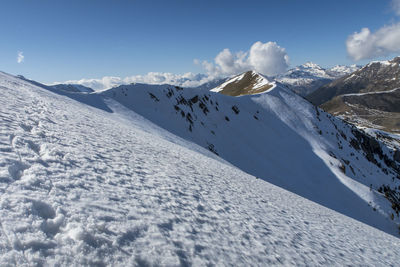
<box><xmin>0</xmin><ymin>72</ymin><xmax>399</xmax><ymax>265</ymax></box>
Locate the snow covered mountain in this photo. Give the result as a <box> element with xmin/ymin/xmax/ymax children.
<box><xmin>100</xmin><ymin>76</ymin><xmax>400</xmax><ymax>237</ymax></box>
<box><xmin>307</xmin><ymin>56</ymin><xmax>400</xmax><ymax>133</ymax></box>
<box><xmin>1</xmin><ymin>71</ymin><xmax>400</xmax><ymax>265</ymax></box>
<box><xmin>276</xmin><ymin>62</ymin><xmax>359</xmax><ymax>96</ymax></box>
<box><xmin>329</xmin><ymin>64</ymin><xmax>360</xmax><ymax>76</ymax></box>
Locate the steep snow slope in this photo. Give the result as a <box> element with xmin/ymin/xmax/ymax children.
<box><xmin>102</xmin><ymin>81</ymin><xmax>400</xmax><ymax>236</ymax></box>
<box><xmin>1</xmin><ymin>72</ymin><xmax>400</xmax><ymax>265</ymax></box>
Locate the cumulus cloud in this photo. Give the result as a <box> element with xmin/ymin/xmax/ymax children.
<box><xmin>248</xmin><ymin>42</ymin><xmax>290</xmax><ymax>76</ymax></box>
<box><xmin>55</xmin><ymin>41</ymin><xmax>289</xmax><ymax>90</ymax></box>
<box><xmin>54</xmin><ymin>72</ymin><xmax>210</xmax><ymax>91</ymax></box>
<box><xmin>201</xmin><ymin>41</ymin><xmax>289</xmax><ymax>77</ymax></box>
<box><xmin>346</xmin><ymin>24</ymin><xmax>400</xmax><ymax>61</ymax></box>
<box><xmin>392</xmin><ymin>0</ymin><xmax>400</xmax><ymax>16</ymax></box>
<box><xmin>17</xmin><ymin>52</ymin><xmax>24</xmax><ymax>63</ymax></box>
<box><xmin>346</xmin><ymin>1</ymin><xmax>400</xmax><ymax>61</ymax></box>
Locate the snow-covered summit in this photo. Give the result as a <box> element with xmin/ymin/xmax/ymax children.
<box><xmin>276</xmin><ymin>62</ymin><xmax>360</xmax><ymax>96</ymax></box>
<box><xmin>329</xmin><ymin>64</ymin><xmax>360</xmax><ymax>76</ymax></box>
<box><xmin>301</xmin><ymin>61</ymin><xmax>321</xmax><ymax>69</ymax></box>
<box><xmin>282</xmin><ymin>62</ymin><xmax>330</xmax><ymax>79</ymax></box>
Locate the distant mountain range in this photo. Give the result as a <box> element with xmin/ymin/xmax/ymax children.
<box><xmin>191</xmin><ymin>62</ymin><xmax>359</xmax><ymax>97</ymax></box>
<box><xmin>307</xmin><ymin>56</ymin><xmax>400</xmax><ymax>133</ymax></box>
<box><xmin>275</xmin><ymin>62</ymin><xmax>360</xmax><ymax>96</ymax></box>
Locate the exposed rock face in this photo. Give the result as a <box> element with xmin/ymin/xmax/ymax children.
<box><xmin>395</xmin><ymin>150</ymin><xmax>400</xmax><ymax>163</ymax></box>
<box><xmin>210</xmin><ymin>71</ymin><xmax>273</xmax><ymax>96</ymax></box>
<box><xmin>307</xmin><ymin>57</ymin><xmax>400</xmax><ymax>133</ymax></box>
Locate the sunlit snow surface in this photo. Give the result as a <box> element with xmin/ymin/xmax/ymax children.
<box><xmin>0</xmin><ymin>72</ymin><xmax>399</xmax><ymax>265</ymax></box>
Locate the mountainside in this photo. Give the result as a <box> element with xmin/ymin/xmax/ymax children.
<box><xmin>2</xmin><ymin>72</ymin><xmax>400</xmax><ymax>265</ymax></box>
<box><xmin>100</xmin><ymin>76</ymin><xmax>400</xmax><ymax>237</ymax></box>
<box><xmin>307</xmin><ymin>57</ymin><xmax>400</xmax><ymax>133</ymax></box>
<box><xmin>210</xmin><ymin>70</ymin><xmax>274</xmax><ymax>96</ymax></box>
<box><xmin>276</xmin><ymin>62</ymin><xmax>359</xmax><ymax>96</ymax></box>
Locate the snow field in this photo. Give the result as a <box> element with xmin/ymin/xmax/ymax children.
<box><xmin>0</xmin><ymin>73</ymin><xmax>399</xmax><ymax>265</ymax></box>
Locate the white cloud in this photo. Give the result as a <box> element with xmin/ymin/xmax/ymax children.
<box><xmin>66</xmin><ymin>76</ymin><xmax>123</xmax><ymax>91</ymax></box>
<box><xmin>214</xmin><ymin>49</ymin><xmax>249</xmax><ymax>75</ymax></box>
<box><xmin>17</xmin><ymin>52</ymin><xmax>24</xmax><ymax>63</ymax></box>
<box><xmin>392</xmin><ymin>0</ymin><xmax>400</xmax><ymax>16</ymax></box>
<box><xmin>346</xmin><ymin>23</ymin><xmax>400</xmax><ymax>61</ymax></box>
<box><xmin>201</xmin><ymin>41</ymin><xmax>289</xmax><ymax>77</ymax></box>
<box><xmin>54</xmin><ymin>72</ymin><xmax>210</xmax><ymax>91</ymax></box>
<box><xmin>248</xmin><ymin>42</ymin><xmax>290</xmax><ymax>76</ymax></box>
<box><xmin>55</xmin><ymin>41</ymin><xmax>289</xmax><ymax>90</ymax></box>
<box><xmin>346</xmin><ymin>1</ymin><xmax>400</xmax><ymax>61</ymax></box>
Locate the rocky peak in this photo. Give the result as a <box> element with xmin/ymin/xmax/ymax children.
<box><xmin>390</xmin><ymin>56</ymin><xmax>400</xmax><ymax>64</ymax></box>
<box><xmin>210</xmin><ymin>71</ymin><xmax>273</xmax><ymax>96</ymax></box>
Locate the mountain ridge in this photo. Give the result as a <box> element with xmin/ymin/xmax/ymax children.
<box><xmin>307</xmin><ymin>56</ymin><xmax>400</xmax><ymax>133</ymax></box>
<box><xmin>210</xmin><ymin>70</ymin><xmax>274</xmax><ymax>96</ymax></box>
<box><xmin>275</xmin><ymin>62</ymin><xmax>360</xmax><ymax>96</ymax></box>
<box><xmin>99</xmin><ymin>76</ymin><xmax>400</xmax><ymax>236</ymax></box>
<box><xmin>4</xmin><ymin>70</ymin><xmax>400</xmax><ymax>237</ymax></box>
<box><xmin>1</xmin><ymin>70</ymin><xmax>400</xmax><ymax>264</ymax></box>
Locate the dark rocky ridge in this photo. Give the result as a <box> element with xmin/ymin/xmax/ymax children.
<box><xmin>214</xmin><ymin>71</ymin><xmax>273</xmax><ymax>96</ymax></box>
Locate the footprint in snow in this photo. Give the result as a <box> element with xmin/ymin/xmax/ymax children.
<box><xmin>19</xmin><ymin>123</ymin><xmax>33</xmax><ymax>133</ymax></box>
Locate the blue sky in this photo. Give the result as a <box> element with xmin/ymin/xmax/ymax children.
<box><xmin>0</xmin><ymin>0</ymin><xmax>399</xmax><ymax>84</ymax></box>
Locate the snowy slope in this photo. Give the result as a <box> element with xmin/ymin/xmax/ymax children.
<box><xmin>101</xmin><ymin>80</ymin><xmax>400</xmax><ymax>237</ymax></box>
<box><xmin>1</xmin><ymin>72</ymin><xmax>400</xmax><ymax>265</ymax></box>
<box><xmin>329</xmin><ymin>64</ymin><xmax>360</xmax><ymax>76</ymax></box>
